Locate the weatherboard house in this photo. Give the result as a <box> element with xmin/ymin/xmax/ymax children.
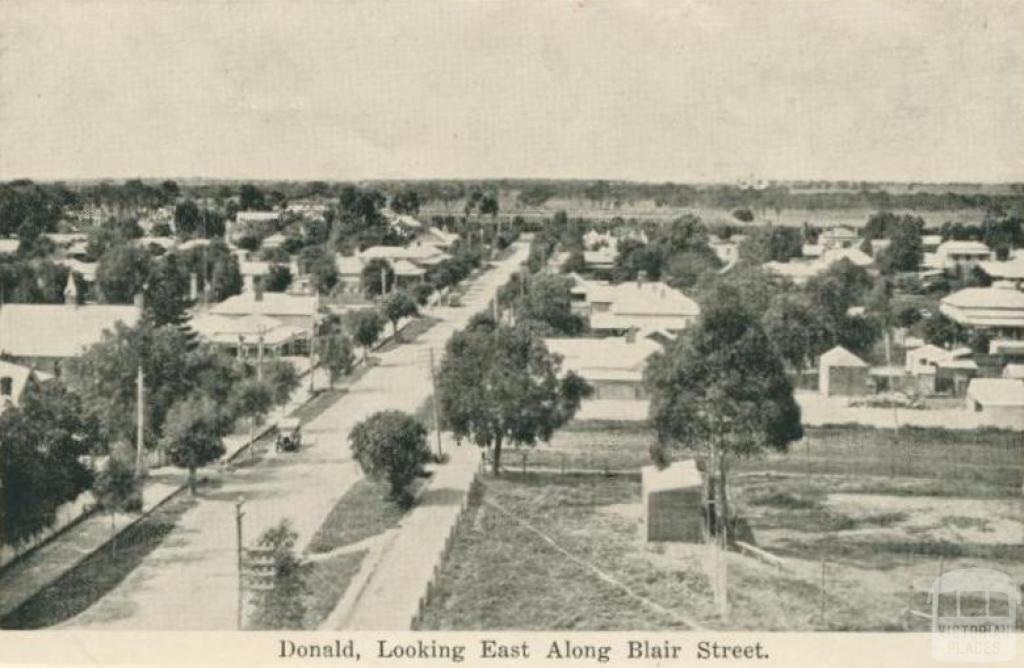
<box><xmin>0</xmin><ymin>275</ymin><xmax>141</xmax><ymax>374</ymax></box>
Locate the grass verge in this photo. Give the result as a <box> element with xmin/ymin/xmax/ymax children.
<box><xmin>1</xmin><ymin>493</ymin><xmax>196</xmax><ymax>629</ymax></box>
<box><xmin>307</xmin><ymin>478</ymin><xmax>407</xmax><ymax>554</ymax></box>
<box><xmin>302</xmin><ymin>550</ymin><xmax>367</xmax><ymax>628</ymax></box>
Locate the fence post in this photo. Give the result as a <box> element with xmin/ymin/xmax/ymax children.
<box><xmin>819</xmin><ymin>551</ymin><xmax>827</xmax><ymax>629</ymax></box>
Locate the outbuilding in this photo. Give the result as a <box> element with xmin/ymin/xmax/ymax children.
<box><xmin>640</xmin><ymin>460</ymin><xmax>704</xmax><ymax>543</ymax></box>
<box><xmin>819</xmin><ymin>346</ymin><xmax>869</xmax><ymax>397</ymax></box>
<box><xmin>965</xmin><ymin>378</ymin><xmax>1024</xmax><ymax>428</ymax></box>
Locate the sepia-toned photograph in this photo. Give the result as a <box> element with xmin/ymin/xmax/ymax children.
<box><xmin>0</xmin><ymin>1</ymin><xmax>1022</xmax><ymax>664</ymax></box>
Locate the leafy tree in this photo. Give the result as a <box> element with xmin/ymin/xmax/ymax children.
<box><xmin>174</xmin><ymin>200</ymin><xmax>202</xmax><ymax>237</ymax></box>
<box><xmin>299</xmin><ymin>245</ymin><xmax>338</xmax><ymax>294</ymax></box>
<box><xmin>561</xmin><ymin>250</ymin><xmax>586</xmax><ymax>274</ymax></box>
<box><xmin>738</xmin><ymin>225</ymin><xmax>803</xmax><ymax>264</ymax></box>
<box><xmin>695</xmin><ymin>263</ymin><xmax>791</xmax><ymax>317</ymax></box>
<box><xmin>233</xmin><ymin>379</ymin><xmax>275</xmax><ymax>459</ymax></box>
<box><xmin>160</xmin><ymin>394</ymin><xmax>228</xmax><ymax>494</ymax></box>
<box><xmin>762</xmin><ymin>293</ymin><xmax>821</xmax><ymax>371</ymax></box>
<box><xmin>0</xmin><ymin>379</ymin><xmax>98</xmax><ymax>547</ymax></box>
<box><xmin>66</xmin><ymin>322</ymin><xmax>197</xmax><ymax>446</ymax></box>
<box><xmin>96</xmin><ymin>243</ymin><xmax>151</xmax><ymax>303</ymax></box>
<box><xmin>879</xmin><ymin>218</ymin><xmax>924</xmax><ymax>273</ymax></box>
<box><xmin>515</xmin><ymin>274</ymin><xmax>583</xmax><ymax>336</ymax></box>
<box><xmin>143</xmin><ymin>254</ymin><xmax>194</xmax><ymax>341</ymax></box>
<box><xmin>92</xmin><ymin>454</ymin><xmax>142</xmax><ymax>557</ymax></box>
<box><xmin>732</xmin><ymin>207</ymin><xmax>754</xmax><ymax>222</ymax></box>
<box><xmin>350</xmin><ymin>410</ymin><xmax>431</xmax><ymax>506</ymax></box>
<box><xmin>248</xmin><ymin>520</ymin><xmax>309</xmax><ymax>630</ymax></box>
<box><xmin>348</xmin><ymin>309</ymin><xmax>384</xmax><ymax>362</ymax></box>
<box><xmin>380</xmin><ymin>291</ymin><xmax>418</xmax><ymax>339</ymax></box>
<box><xmin>389</xmin><ymin>189</ymin><xmax>421</xmax><ymax>215</ymax></box>
<box><xmin>209</xmin><ymin>249</ymin><xmax>243</xmax><ymax>301</ymax></box>
<box><xmin>319</xmin><ymin>334</ymin><xmax>355</xmax><ymax>388</ymax></box>
<box><xmin>413</xmin><ymin>283</ymin><xmax>435</xmax><ymax>306</ymax></box>
<box><xmin>613</xmin><ymin>239</ymin><xmax>663</xmax><ymax>281</ymax></box>
<box><xmin>645</xmin><ymin>284</ymin><xmax>802</xmax><ymax>539</ymax></box>
<box><xmin>261</xmin><ymin>358</ymin><xmax>300</xmax><ymax>405</ymax></box>
<box><xmin>923</xmin><ymin>312</ymin><xmax>967</xmax><ymax>348</ymax></box>
<box><xmin>361</xmin><ymin>258</ymin><xmax>395</xmax><ymax>297</ymax></box>
<box><xmin>478</xmin><ymin>195</ymin><xmax>499</xmax><ymax>218</ymax></box>
<box><xmin>239</xmin><ymin>183</ymin><xmax>267</xmax><ymax>211</ymax></box>
<box><xmin>664</xmin><ymin>248</ymin><xmax>722</xmax><ymax>289</ymax></box>
<box><xmin>436</xmin><ymin>324</ymin><xmax>592</xmax><ymax>475</ymax></box>
<box><xmin>264</xmin><ymin>264</ymin><xmax>292</xmax><ymax>292</ymax></box>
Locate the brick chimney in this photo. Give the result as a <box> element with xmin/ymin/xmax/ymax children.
<box><xmin>625</xmin><ymin>327</ymin><xmax>637</xmax><ymax>344</ymax></box>
<box><xmin>254</xmin><ymin>277</ymin><xmax>264</xmax><ymax>302</ymax></box>
<box><xmin>636</xmin><ymin>270</ymin><xmax>646</xmax><ymax>288</ymax></box>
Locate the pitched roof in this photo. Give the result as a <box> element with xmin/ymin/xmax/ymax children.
<box><xmin>209</xmin><ymin>292</ymin><xmax>318</xmax><ymax>318</ymax></box>
<box><xmin>978</xmin><ymin>259</ymin><xmax>1024</xmax><ymax>281</ymax></box>
<box><xmin>606</xmin><ymin>282</ymin><xmax>700</xmax><ymax>317</ymax></box>
<box><xmin>0</xmin><ymin>360</ymin><xmax>50</xmax><ymax>408</ymax></box>
<box><xmin>820</xmin><ymin>226</ymin><xmax>858</xmax><ymax>239</ymax></box>
<box><xmin>821</xmin><ymin>247</ymin><xmax>874</xmax><ymax>268</ymax></box>
<box><xmin>941</xmin><ymin>287</ymin><xmax>1024</xmax><ymax>310</ymax></box>
<box><xmin>0</xmin><ymin>304</ymin><xmax>141</xmax><ymax>358</ymax></box>
<box><xmin>239</xmin><ymin>260</ymin><xmax>271</xmax><ymax>276</ymax></box>
<box><xmin>336</xmin><ymin>254</ymin><xmax>365</xmax><ymax>275</ymax></box>
<box><xmin>642</xmin><ymin>460</ymin><xmax>702</xmax><ymax>492</ymax></box>
<box><xmin>392</xmin><ymin>259</ymin><xmax>425</xmax><ymax>277</ymax></box>
<box><xmin>543</xmin><ymin>336</ymin><xmax>660</xmax><ymax>382</ymax></box>
<box><xmin>191</xmin><ymin>313</ymin><xmax>305</xmax><ymax>345</ymax></box>
<box><xmin>966</xmin><ymin>378</ymin><xmax>1024</xmax><ymax>406</ymax></box>
<box><xmin>1002</xmin><ymin>364</ymin><xmax>1024</xmax><ymax>379</ymax></box>
<box><xmin>938</xmin><ymin>240</ymin><xmax>990</xmax><ymax>255</ymax></box>
<box><xmin>236</xmin><ymin>211</ymin><xmax>280</xmax><ymax>223</ymax></box>
<box><xmin>820</xmin><ymin>345</ymin><xmax>868</xmax><ymax>368</ymax></box>
<box><xmin>421</xmin><ymin>227</ymin><xmax>459</xmax><ymax>246</ymax></box>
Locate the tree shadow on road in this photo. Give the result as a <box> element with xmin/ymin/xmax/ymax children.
<box><xmin>1</xmin><ymin>493</ymin><xmax>197</xmax><ymax>630</ymax></box>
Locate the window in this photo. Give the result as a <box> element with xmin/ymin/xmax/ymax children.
<box><xmin>0</xmin><ymin>377</ymin><xmax>11</xmax><ymax>396</ymax></box>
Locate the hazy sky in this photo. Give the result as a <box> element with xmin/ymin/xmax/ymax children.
<box><xmin>1</xmin><ymin>0</ymin><xmax>1022</xmax><ymax>183</ymax></box>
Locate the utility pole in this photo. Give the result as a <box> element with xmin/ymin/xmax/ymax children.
<box><xmin>308</xmin><ymin>313</ymin><xmax>316</xmax><ymax>393</ymax></box>
<box><xmin>136</xmin><ymin>364</ymin><xmax>145</xmax><ymax>477</ymax></box>
<box><xmin>257</xmin><ymin>326</ymin><xmax>265</xmax><ymax>381</ymax></box>
<box><xmin>202</xmin><ymin>209</ymin><xmax>208</xmax><ymax>308</ymax></box>
<box><xmin>235</xmin><ymin>496</ymin><xmax>245</xmax><ymax>630</ymax></box>
<box><xmin>429</xmin><ymin>348</ymin><xmax>443</xmax><ymax>458</ymax></box>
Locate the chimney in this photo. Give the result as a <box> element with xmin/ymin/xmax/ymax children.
<box><xmin>63</xmin><ymin>272</ymin><xmax>79</xmax><ymax>307</ymax></box>
<box><xmin>254</xmin><ymin>277</ymin><xmax>264</xmax><ymax>302</ymax></box>
<box><xmin>625</xmin><ymin>327</ymin><xmax>637</xmax><ymax>344</ymax></box>
<box><xmin>244</xmin><ymin>274</ymin><xmax>255</xmax><ymax>294</ymax></box>
<box><xmin>189</xmin><ymin>273</ymin><xmax>198</xmax><ymax>301</ymax></box>
<box><xmin>636</xmin><ymin>270</ymin><xmax>646</xmax><ymax>288</ymax></box>
<box><xmin>133</xmin><ymin>291</ymin><xmax>144</xmax><ymax>309</ymax></box>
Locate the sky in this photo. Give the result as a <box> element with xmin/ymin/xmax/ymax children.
<box><xmin>1</xmin><ymin>0</ymin><xmax>1022</xmax><ymax>183</ymax></box>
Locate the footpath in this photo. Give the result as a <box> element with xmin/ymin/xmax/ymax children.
<box><xmin>327</xmin><ymin>440</ymin><xmax>483</xmax><ymax>630</ymax></box>
<box><xmin>0</xmin><ymin>364</ymin><xmax>329</xmax><ymax>623</ymax></box>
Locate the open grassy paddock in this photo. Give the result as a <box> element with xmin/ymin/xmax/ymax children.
<box><xmin>420</xmin><ymin>421</ymin><xmax>1023</xmax><ymax>631</ymax></box>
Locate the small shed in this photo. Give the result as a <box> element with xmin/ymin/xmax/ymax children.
<box><xmin>641</xmin><ymin>461</ymin><xmax>703</xmax><ymax>543</ymax></box>
<box><xmin>819</xmin><ymin>346</ymin><xmax>869</xmax><ymax>397</ymax></box>
<box><xmin>935</xmin><ymin>358</ymin><xmax>979</xmax><ymax>396</ymax></box>
<box><xmin>965</xmin><ymin>378</ymin><xmax>1024</xmax><ymax>428</ymax></box>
